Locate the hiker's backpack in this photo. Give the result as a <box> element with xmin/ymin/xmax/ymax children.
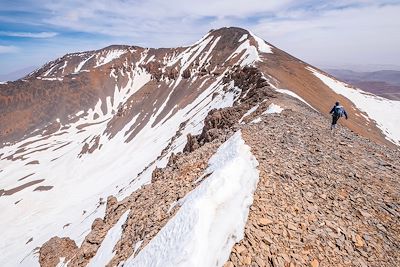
<box><xmin>333</xmin><ymin>106</ymin><xmax>344</xmax><ymax>117</ymax></box>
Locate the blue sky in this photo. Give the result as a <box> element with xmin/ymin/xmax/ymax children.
<box><xmin>1</xmin><ymin>0</ymin><xmax>400</xmax><ymax>77</ymax></box>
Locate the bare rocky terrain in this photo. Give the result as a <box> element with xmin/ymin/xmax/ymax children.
<box><xmin>227</xmin><ymin>103</ymin><xmax>400</xmax><ymax>267</ymax></box>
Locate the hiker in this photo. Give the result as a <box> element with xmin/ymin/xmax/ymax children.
<box><xmin>330</xmin><ymin>101</ymin><xmax>348</xmax><ymax>129</ymax></box>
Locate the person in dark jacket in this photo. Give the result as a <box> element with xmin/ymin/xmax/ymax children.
<box><xmin>330</xmin><ymin>101</ymin><xmax>348</xmax><ymax>129</ymax></box>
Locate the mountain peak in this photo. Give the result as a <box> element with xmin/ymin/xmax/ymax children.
<box><xmin>206</xmin><ymin>27</ymin><xmax>254</xmax><ymax>45</ymax></box>
<box><xmin>209</xmin><ymin>26</ymin><xmax>250</xmax><ymax>36</ymax></box>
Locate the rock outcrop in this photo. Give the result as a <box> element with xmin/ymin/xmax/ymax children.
<box><xmin>39</xmin><ymin>237</ymin><xmax>78</xmax><ymax>267</ymax></box>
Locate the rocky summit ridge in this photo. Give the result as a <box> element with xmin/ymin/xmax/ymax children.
<box><xmin>0</xmin><ymin>27</ymin><xmax>399</xmax><ymax>267</ymax></box>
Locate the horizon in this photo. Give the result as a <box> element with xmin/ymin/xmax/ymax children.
<box><xmin>1</xmin><ymin>1</ymin><xmax>400</xmax><ymax>79</ymax></box>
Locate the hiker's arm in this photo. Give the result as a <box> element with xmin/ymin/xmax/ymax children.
<box><xmin>329</xmin><ymin>107</ymin><xmax>334</xmax><ymax>114</ymax></box>
<box><xmin>344</xmin><ymin>109</ymin><xmax>348</xmax><ymax>119</ymax></box>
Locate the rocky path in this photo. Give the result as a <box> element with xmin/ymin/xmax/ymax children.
<box><xmin>226</xmin><ymin>105</ymin><xmax>400</xmax><ymax>267</ymax></box>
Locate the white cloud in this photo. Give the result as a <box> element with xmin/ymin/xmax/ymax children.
<box><xmin>0</xmin><ymin>45</ymin><xmax>18</xmax><ymax>54</ymax></box>
<box><xmin>39</xmin><ymin>0</ymin><xmax>295</xmax><ymax>39</ymax></box>
<box><xmin>252</xmin><ymin>3</ymin><xmax>400</xmax><ymax>66</ymax></box>
<box><xmin>0</xmin><ymin>31</ymin><xmax>58</xmax><ymax>38</ymax></box>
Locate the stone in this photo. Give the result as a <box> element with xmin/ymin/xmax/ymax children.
<box><xmin>287</xmin><ymin>222</ymin><xmax>298</xmax><ymax>231</ymax></box>
<box><xmin>255</xmin><ymin>256</ymin><xmax>265</xmax><ymax>267</ymax></box>
<box><xmin>308</xmin><ymin>214</ymin><xmax>317</xmax><ymax>222</ymax></box>
<box><xmin>354</xmin><ymin>234</ymin><xmax>364</xmax><ymax>247</ymax></box>
<box><xmin>240</xmin><ymin>255</ymin><xmax>252</xmax><ymax>265</ymax></box>
<box><xmin>235</xmin><ymin>245</ymin><xmax>247</xmax><ymax>254</ymax></box>
<box><xmin>310</xmin><ymin>259</ymin><xmax>319</xmax><ymax>267</ymax></box>
<box><xmin>263</xmin><ymin>236</ymin><xmax>274</xmax><ymax>245</ymax></box>
<box><xmin>281</xmin><ymin>253</ymin><xmax>290</xmax><ymax>262</ymax></box>
<box><xmin>259</xmin><ymin>217</ymin><xmax>274</xmax><ymax>226</ymax></box>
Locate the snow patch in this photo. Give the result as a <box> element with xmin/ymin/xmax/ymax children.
<box><xmin>125</xmin><ymin>131</ymin><xmax>259</xmax><ymax>266</ymax></box>
<box><xmin>75</xmin><ymin>55</ymin><xmax>94</xmax><ymax>73</ymax></box>
<box><xmin>88</xmin><ymin>210</ymin><xmax>130</xmax><ymax>267</ymax></box>
<box><xmin>42</xmin><ymin>63</ymin><xmax>58</xmax><ymax>77</ymax></box>
<box><xmin>249</xmin><ymin>31</ymin><xmax>273</xmax><ymax>53</ymax></box>
<box><xmin>275</xmin><ymin>88</ymin><xmax>317</xmax><ymax>111</ymax></box>
<box><xmin>96</xmin><ymin>49</ymin><xmax>126</xmax><ymax>67</ymax></box>
<box><xmin>238</xmin><ymin>34</ymin><xmax>248</xmax><ymax>42</ymax></box>
<box><xmin>133</xmin><ymin>240</ymin><xmax>143</xmax><ymax>254</ymax></box>
<box><xmin>263</xmin><ymin>103</ymin><xmax>283</xmax><ymax>114</ymax></box>
<box><xmin>55</xmin><ymin>257</ymin><xmax>68</xmax><ymax>267</ymax></box>
<box><xmin>239</xmin><ymin>104</ymin><xmax>260</xmax><ymax>123</ymax></box>
<box><xmin>146</xmin><ymin>55</ymin><xmax>155</xmax><ymax>64</ymax></box>
<box><xmin>59</xmin><ymin>61</ymin><xmax>68</xmax><ymax>74</ymax></box>
<box><xmin>251</xmin><ymin>117</ymin><xmax>262</xmax><ymax>124</ymax></box>
<box><xmin>41</xmin><ymin>77</ymin><xmax>63</xmax><ymax>81</ymax></box>
<box><xmin>226</xmin><ymin>40</ymin><xmax>260</xmax><ymax>67</ymax></box>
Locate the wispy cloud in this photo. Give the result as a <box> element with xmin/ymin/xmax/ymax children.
<box><xmin>0</xmin><ymin>45</ymin><xmax>18</xmax><ymax>54</ymax></box>
<box><xmin>0</xmin><ymin>31</ymin><xmax>58</xmax><ymax>38</ymax></box>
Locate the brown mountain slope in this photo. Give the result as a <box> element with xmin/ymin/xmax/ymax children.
<box><xmin>0</xmin><ymin>27</ymin><xmax>393</xmax><ymax>149</ymax></box>
<box><xmin>257</xmin><ymin>49</ymin><xmax>392</xmax><ymax>147</ymax></box>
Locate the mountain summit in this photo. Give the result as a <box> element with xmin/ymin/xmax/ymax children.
<box><xmin>0</xmin><ymin>27</ymin><xmax>399</xmax><ymax>267</ymax></box>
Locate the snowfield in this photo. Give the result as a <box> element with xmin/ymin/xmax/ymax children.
<box><xmin>0</xmin><ymin>33</ymin><xmax>247</xmax><ymax>266</ymax></box>
<box><xmin>307</xmin><ymin>67</ymin><xmax>400</xmax><ymax>145</ymax></box>
<box><xmin>124</xmin><ymin>131</ymin><xmax>259</xmax><ymax>267</ymax></box>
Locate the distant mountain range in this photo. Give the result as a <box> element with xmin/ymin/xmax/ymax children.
<box><xmin>326</xmin><ymin>69</ymin><xmax>400</xmax><ymax>100</ymax></box>
<box><xmin>0</xmin><ymin>66</ymin><xmax>37</xmax><ymax>82</ymax></box>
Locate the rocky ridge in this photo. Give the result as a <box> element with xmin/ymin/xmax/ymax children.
<box><xmin>226</xmin><ymin>100</ymin><xmax>400</xmax><ymax>267</ymax></box>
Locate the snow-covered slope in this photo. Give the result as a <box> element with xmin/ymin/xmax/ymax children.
<box><xmin>0</xmin><ymin>27</ymin><xmax>268</xmax><ymax>267</ymax></box>
<box><xmin>1</xmin><ymin>26</ymin><xmax>399</xmax><ymax>267</ymax></box>
<box><xmin>0</xmin><ymin>62</ymin><xmax>239</xmax><ymax>267</ymax></box>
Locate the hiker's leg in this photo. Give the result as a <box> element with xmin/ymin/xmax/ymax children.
<box><xmin>332</xmin><ymin>116</ymin><xmax>339</xmax><ymax>128</ymax></box>
<box><xmin>331</xmin><ymin>116</ymin><xmax>336</xmax><ymax>130</ymax></box>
